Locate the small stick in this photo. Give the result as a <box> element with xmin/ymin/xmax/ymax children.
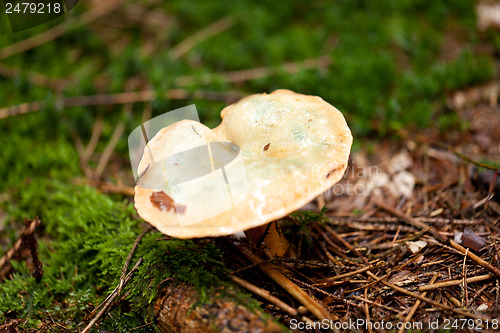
<box><xmin>288</xmin><ymin>275</ymin><xmax>358</xmax><ymax>308</ymax></box>
<box><xmin>376</xmin><ymin>200</ymin><xmax>447</xmax><ymax>242</ymax></box>
<box><xmin>63</xmin><ymin>118</ymin><xmax>92</xmax><ymax>178</ymax></box>
<box><xmin>328</xmin><ymin>216</ymin><xmax>480</xmax><ymax>225</ymax></box>
<box><xmin>87</xmin><ymin>227</ymin><xmax>152</xmax><ymax>319</ymax></box>
<box><xmin>119</xmin><ymin>227</ymin><xmax>153</xmax><ymax>292</ymax></box>
<box><xmin>82</xmin><ymin>114</ymin><xmax>104</xmax><ymax>163</ymax></box>
<box><xmin>467</xmin><ymin>284</ymin><xmax>489</xmax><ymax>307</ymax></box>
<box><xmin>81</xmin><ymin>258</ymin><xmax>142</xmax><ymax>333</ymax></box>
<box><xmin>0</xmin><ymin>89</ymin><xmax>244</xmax><ymax>120</ymax></box>
<box><xmin>351</xmin><ymin>296</ymin><xmax>399</xmax><ymax>313</ymax></box>
<box><xmin>0</xmin><ymin>63</ymin><xmax>72</xmax><ymax>89</ymax></box>
<box><xmin>97</xmin><ymin>181</ymin><xmax>135</xmax><ymax>197</ymax></box>
<box><xmin>449</xmin><ymin>148</ymin><xmax>500</xmax><ymax>171</ymax></box>
<box><xmin>231</xmin><ymin>275</ymin><xmax>298</xmax><ymax>317</ymax></box>
<box><xmin>365</xmin><ymin>271</ymin><xmax>487</xmax><ymax>321</ymax></box>
<box><xmin>239</xmin><ymin>245</ymin><xmax>334</xmax><ymax>321</ymax></box>
<box><xmin>419</xmin><ymin>274</ymin><xmax>494</xmax><ymax>291</ymax></box>
<box><xmin>450</xmin><ymin>240</ymin><xmax>500</xmax><ymax>278</ymax></box>
<box><xmin>94</xmin><ymin>105</ymin><xmax>132</xmax><ymax>180</ymax></box>
<box><xmin>315</xmin><ymin>225</ymin><xmax>349</xmax><ymax>260</ymax></box>
<box><xmin>324</xmin><ymin>225</ymin><xmax>369</xmax><ymax>264</ymax></box>
<box><xmin>390</xmin><ymin>225</ymin><xmax>401</xmax><ymax>247</ymax></box>
<box><xmin>462</xmin><ymin>249</ymin><xmax>469</xmax><ymax>306</ymax></box>
<box><xmin>175</xmin><ymin>56</ymin><xmax>332</xmax><ymax>86</ymax></box>
<box><xmin>495</xmin><ymin>279</ymin><xmax>499</xmax><ymax>317</ymax></box>
<box><xmin>343</xmin><ymin>272</ymin><xmax>391</xmax><ymax>294</ymax></box>
<box><xmin>423</xmin><ymin>149</ymin><xmax>430</xmax><ymax>212</ymax></box>
<box><xmin>397</xmin><ymin>274</ymin><xmax>438</xmax><ymax>333</ymax></box>
<box><xmin>363</xmin><ymin>287</ymin><xmax>373</xmax><ymax>333</ymax></box>
<box><xmin>23</xmin><ymin>218</ymin><xmax>43</xmax><ymax>283</ymax></box>
<box><xmin>315</xmin><ymin>263</ymin><xmax>380</xmax><ymax>285</ymax></box>
<box><xmin>170</xmin><ymin>16</ymin><xmax>235</xmax><ymax>60</ymax></box>
<box><xmin>0</xmin><ymin>218</ymin><xmax>41</xmax><ymax>271</ymax></box>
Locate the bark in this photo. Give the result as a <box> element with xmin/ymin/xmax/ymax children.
<box><xmin>154</xmin><ymin>282</ymin><xmax>284</xmax><ymax>333</ymax></box>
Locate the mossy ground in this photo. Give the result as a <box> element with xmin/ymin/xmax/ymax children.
<box><xmin>0</xmin><ymin>116</ymin><xmax>252</xmax><ymax>331</ymax></box>
<box><xmin>0</xmin><ymin>0</ymin><xmax>497</xmax><ymax>331</ymax></box>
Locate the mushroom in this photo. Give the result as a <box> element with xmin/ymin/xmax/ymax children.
<box><xmin>134</xmin><ymin>89</ymin><xmax>352</xmax><ymax>319</ymax></box>
<box><xmin>134</xmin><ymin>89</ymin><xmax>351</xmax><ymax>240</ymax></box>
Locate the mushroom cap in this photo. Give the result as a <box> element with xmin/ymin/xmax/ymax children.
<box><xmin>134</xmin><ymin>89</ymin><xmax>352</xmax><ymax>238</ymax></box>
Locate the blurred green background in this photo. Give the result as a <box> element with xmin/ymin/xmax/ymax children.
<box><xmin>0</xmin><ymin>0</ymin><xmax>497</xmax><ymax>331</ymax></box>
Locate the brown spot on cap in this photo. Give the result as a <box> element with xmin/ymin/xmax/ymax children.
<box><xmin>263</xmin><ymin>143</ymin><xmax>270</xmax><ymax>151</ymax></box>
<box><xmin>192</xmin><ymin>125</ymin><xmax>201</xmax><ymax>137</ymax></box>
<box><xmin>151</xmin><ymin>191</ymin><xmax>185</xmax><ymax>214</ymax></box>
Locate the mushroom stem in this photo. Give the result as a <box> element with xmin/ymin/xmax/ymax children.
<box><xmin>244</xmin><ymin>221</ymin><xmax>290</xmax><ymax>257</ymax></box>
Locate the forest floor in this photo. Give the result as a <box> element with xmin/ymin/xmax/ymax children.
<box><xmin>3</xmin><ymin>83</ymin><xmax>499</xmax><ymax>333</ymax></box>
<box><xmin>1</xmin><ymin>1</ymin><xmax>500</xmax><ymax>332</ymax></box>
<box><xmin>210</xmin><ymin>84</ymin><xmax>500</xmax><ymax>332</ymax></box>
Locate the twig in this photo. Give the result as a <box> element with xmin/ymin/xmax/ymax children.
<box><xmin>462</xmin><ymin>249</ymin><xmax>469</xmax><ymax>306</ymax></box>
<box><xmin>423</xmin><ymin>149</ymin><xmax>430</xmax><ymax>212</ymax></box>
<box><xmin>317</xmin><ymin>228</ymin><xmax>350</xmax><ymax>260</ymax></box>
<box><xmin>449</xmin><ymin>148</ymin><xmax>500</xmax><ymax>171</ymax></box>
<box><xmin>0</xmin><ymin>89</ymin><xmax>244</xmax><ymax>120</ymax></box>
<box><xmin>315</xmin><ymin>263</ymin><xmax>381</xmax><ymax>285</ymax></box>
<box><xmin>175</xmin><ymin>55</ymin><xmax>332</xmax><ymax>86</ymax></box>
<box><xmin>22</xmin><ymin>218</ymin><xmax>43</xmax><ymax>283</ymax></box>
<box><xmin>450</xmin><ymin>240</ymin><xmax>500</xmax><ymax>278</ymax></box>
<box><xmin>467</xmin><ymin>284</ymin><xmax>489</xmax><ymax>307</ymax></box>
<box><xmin>351</xmin><ymin>296</ymin><xmax>399</xmax><ymax>313</ymax></box>
<box><xmin>495</xmin><ymin>279</ymin><xmax>499</xmax><ymax>317</ymax></box>
<box><xmin>398</xmin><ymin>274</ymin><xmax>438</xmax><ymax>333</ymax></box>
<box><xmin>365</xmin><ymin>271</ymin><xmax>487</xmax><ymax>320</ymax></box>
<box><xmin>344</xmin><ymin>272</ymin><xmax>392</xmax><ymax>294</ymax></box>
<box><xmin>73</xmin><ymin>178</ymin><xmax>135</xmax><ymax>196</ymax></box>
<box><xmin>94</xmin><ymin>105</ymin><xmax>131</xmax><ymax>180</ymax></box>
<box><xmin>376</xmin><ymin>200</ymin><xmax>447</xmax><ymax>242</ymax></box>
<box><xmin>170</xmin><ymin>16</ymin><xmax>235</xmax><ymax>60</ymax></box>
<box><xmin>86</xmin><ymin>227</ymin><xmax>151</xmax><ymax>321</ymax></box>
<box><xmin>0</xmin><ymin>218</ymin><xmax>41</xmax><ymax>275</ymax></box>
<box><xmin>62</xmin><ymin>114</ymin><xmax>93</xmax><ymax>178</ymax></box>
<box><xmin>0</xmin><ymin>0</ymin><xmax>124</xmax><ymax>60</ymax></box>
<box><xmin>0</xmin><ymin>63</ymin><xmax>72</xmax><ymax>90</ymax></box>
<box><xmin>119</xmin><ymin>227</ymin><xmax>153</xmax><ymax>292</ymax></box>
<box><xmin>363</xmin><ymin>287</ymin><xmax>373</xmax><ymax>333</ymax></box>
<box><xmin>288</xmin><ymin>275</ymin><xmax>358</xmax><ymax>307</ymax></box>
<box><xmin>238</xmin><ymin>245</ymin><xmax>334</xmax><ymax>321</ymax></box>
<box><xmin>82</xmin><ymin>114</ymin><xmax>104</xmax><ymax>163</ymax></box>
<box><xmin>231</xmin><ymin>275</ymin><xmax>298</xmax><ymax>317</ymax></box>
<box><xmin>323</xmin><ymin>225</ymin><xmax>369</xmax><ymax>265</ymax></box>
<box><xmin>419</xmin><ymin>274</ymin><xmax>494</xmax><ymax>291</ymax></box>
<box><xmin>97</xmin><ymin>181</ymin><xmax>135</xmax><ymax>197</ymax></box>
<box><xmin>328</xmin><ymin>216</ymin><xmax>480</xmax><ymax>225</ymax></box>
<box><xmin>81</xmin><ymin>258</ymin><xmax>142</xmax><ymax>333</ymax></box>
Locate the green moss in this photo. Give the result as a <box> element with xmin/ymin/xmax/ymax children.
<box><xmin>0</xmin><ymin>0</ymin><xmax>497</xmax><ymax>330</ymax></box>
<box><xmin>0</xmin><ymin>113</ymin><xmax>248</xmax><ymax>331</ymax></box>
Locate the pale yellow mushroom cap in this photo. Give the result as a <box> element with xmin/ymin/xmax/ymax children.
<box><xmin>134</xmin><ymin>89</ymin><xmax>352</xmax><ymax>238</ymax></box>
